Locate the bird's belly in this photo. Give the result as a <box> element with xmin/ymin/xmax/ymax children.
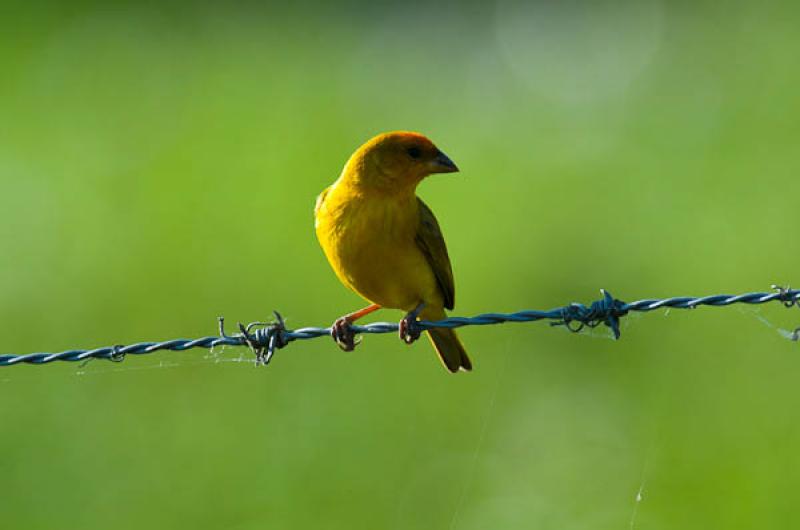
<box><xmin>317</xmin><ymin>206</ymin><xmax>440</xmax><ymax>311</ymax></box>
<box><xmin>342</xmin><ymin>240</ymin><xmax>433</xmax><ymax>310</ymax></box>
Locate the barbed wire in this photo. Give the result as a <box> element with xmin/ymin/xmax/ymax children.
<box><xmin>1</xmin><ymin>285</ymin><xmax>798</xmax><ymax>367</ymax></box>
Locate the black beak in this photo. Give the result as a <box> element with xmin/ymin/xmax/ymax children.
<box><xmin>431</xmin><ymin>150</ymin><xmax>459</xmax><ymax>174</ymax></box>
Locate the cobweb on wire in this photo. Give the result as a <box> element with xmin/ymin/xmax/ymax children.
<box><xmin>0</xmin><ymin>342</ymin><xmax>253</xmax><ymax>384</ymax></box>
<box><xmin>738</xmin><ymin>305</ymin><xmax>799</xmax><ymax>341</ymax></box>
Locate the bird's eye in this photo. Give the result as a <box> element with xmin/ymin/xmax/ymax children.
<box><xmin>407</xmin><ymin>146</ymin><xmax>422</xmax><ymax>159</ymax></box>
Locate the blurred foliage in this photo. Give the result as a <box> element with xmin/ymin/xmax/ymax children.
<box><xmin>1</xmin><ymin>1</ymin><xmax>799</xmax><ymax>528</ymax></box>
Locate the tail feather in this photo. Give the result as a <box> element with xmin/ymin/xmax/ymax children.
<box><xmin>427</xmin><ymin>328</ymin><xmax>472</xmax><ymax>373</ymax></box>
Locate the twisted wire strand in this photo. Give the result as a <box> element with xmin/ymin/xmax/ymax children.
<box><xmin>2</xmin><ymin>286</ymin><xmax>798</xmax><ymax>367</ymax></box>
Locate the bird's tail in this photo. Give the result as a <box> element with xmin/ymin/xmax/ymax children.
<box><xmin>427</xmin><ymin>328</ymin><xmax>471</xmax><ymax>373</ymax></box>
<box><xmin>422</xmin><ymin>307</ymin><xmax>471</xmax><ymax>373</ymax></box>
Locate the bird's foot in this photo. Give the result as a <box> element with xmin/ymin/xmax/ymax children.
<box><xmin>399</xmin><ymin>302</ymin><xmax>426</xmax><ymax>345</ymax></box>
<box><xmin>332</xmin><ymin>317</ymin><xmax>359</xmax><ymax>351</ymax></box>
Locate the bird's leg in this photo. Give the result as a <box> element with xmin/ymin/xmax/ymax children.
<box><xmin>399</xmin><ymin>302</ymin><xmax>426</xmax><ymax>345</ymax></box>
<box><xmin>331</xmin><ymin>304</ymin><xmax>381</xmax><ymax>351</ymax></box>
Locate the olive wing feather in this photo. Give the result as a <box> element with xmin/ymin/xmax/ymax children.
<box><xmin>415</xmin><ymin>198</ymin><xmax>455</xmax><ymax>310</ymax></box>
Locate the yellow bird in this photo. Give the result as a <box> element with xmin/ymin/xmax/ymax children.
<box><xmin>314</xmin><ymin>131</ymin><xmax>472</xmax><ymax>373</ymax></box>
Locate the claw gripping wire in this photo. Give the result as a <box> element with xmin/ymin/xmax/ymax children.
<box><xmin>1</xmin><ymin>285</ymin><xmax>799</xmax><ymax>367</ymax></box>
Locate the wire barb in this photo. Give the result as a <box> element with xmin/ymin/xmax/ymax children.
<box><xmin>773</xmin><ymin>284</ymin><xmax>797</xmax><ymax>308</ymax></box>
<box><xmin>219</xmin><ymin>312</ymin><xmax>291</xmax><ymax>366</ymax></box>
<box><xmin>2</xmin><ymin>285</ymin><xmax>798</xmax><ymax>367</ymax></box>
<box><xmin>552</xmin><ymin>289</ymin><xmax>628</xmax><ymax>339</ymax></box>
<box><xmin>771</xmin><ymin>285</ymin><xmax>800</xmax><ymax>341</ymax></box>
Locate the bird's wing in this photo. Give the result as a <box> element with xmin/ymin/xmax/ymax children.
<box><xmin>415</xmin><ymin>197</ymin><xmax>455</xmax><ymax>310</ymax></box>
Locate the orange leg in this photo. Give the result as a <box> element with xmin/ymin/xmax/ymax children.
<box><xmin>344</xmin><ymin>304</ymin><xmax>381</xmax><ymax>322</ymax></box>
<box><xmin>332</xmin><ymin>304</ymin><xmax>381</xmax><ymax>351</ymax></box>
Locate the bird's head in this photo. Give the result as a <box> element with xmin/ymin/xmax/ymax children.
<box><xmin>344</xmin><ymin>131</ymin><xmax>458</xmax><ymax>193</ymax></box>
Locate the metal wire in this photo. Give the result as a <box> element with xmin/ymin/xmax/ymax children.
<box><xmin>1</xmin><ymin>286</ymin><xmax>798</xmax><ymax>367</ymax></box>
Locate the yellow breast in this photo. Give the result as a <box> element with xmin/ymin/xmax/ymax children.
<box><xmin>315</xmin><ymin>183</ymin><xmax>441</xmax><ymax>311</ymax></box>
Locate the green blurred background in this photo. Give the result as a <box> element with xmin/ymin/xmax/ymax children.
<box><xmin>2</xmin><ymin>1</ymin><xmax>799</xmax><ymax>528</ymax></box>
